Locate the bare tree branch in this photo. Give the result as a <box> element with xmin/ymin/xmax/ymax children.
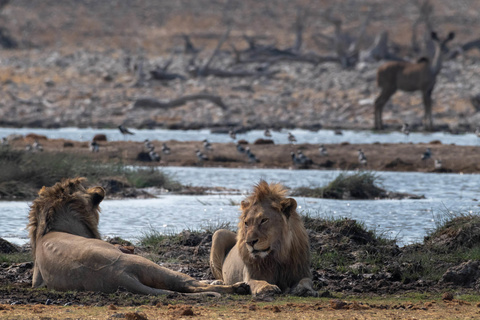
<box><xmin>133</xmin><ymin>94</ymin><xmax>228</xmax><ymax>110</ymax></box>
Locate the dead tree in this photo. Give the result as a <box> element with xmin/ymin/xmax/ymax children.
<box><xmin>188</xmin><ymin>28</ymin><xmax>280</xmax><ymax>78</ymax></box>
<box><xmin>411</xmin><ymin>0</ymin><xmax>434</xmax><ymax>54</ymax></box>
<box><xmin>374</xmin><ymin>32</ymin><xmax>455</xmax><ymax>131</ymax></box>
<box><xmin>360</xmin><ymin>31</ymin><xmax>403</xmax><ymax>62</ymax></box>
<box><xmin>313</xmin><ymin>7</ymin><xmax>372</xmax><ymax>68</ymax></box>
<box><xmin>150</xmin><ymin>58</ymin><xmax>186</xmax><ymax>81</ymax></box>
<box><xmin>182</xmin><ymin>34</ymin><xmax>200</xmax><ymax>54</ymax></box>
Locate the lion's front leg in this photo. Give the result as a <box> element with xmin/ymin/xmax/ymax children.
<box><xmin>291</xmin><ymin>277</ymin><xmax>318</xmax><ymax>297</ymax></box>
<box><xmin>248</xmin><ymin>279</ymin><xmax>281</xmax><ymax>296</ymax></box>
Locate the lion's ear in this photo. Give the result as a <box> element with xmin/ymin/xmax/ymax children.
<box><xmin>280</xmin><ymin>198</ymin><xmax>297</xmax><ymax>219</ymax></box>
<box><xmin>38</xmin><ymin>186</ymin><xmax>47</xmax><ymax>196</ymax></box>
<box><xmin>89</xmin><ymin>187</ymin><xmax>105</xmax><ymax>206</ymax></box>
<box><xmin>241</xmin><ymin>200</ymin><xmax>250</xmax><ymax>210</ymax></box>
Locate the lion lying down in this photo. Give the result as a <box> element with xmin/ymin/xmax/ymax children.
<box><xmin>27</xmin><ymin>177</ymin><xmax>247</xmax><ymax>296</ymax></box>
<box><xmin>210</xmin><ymin>180</ymin><xmax>318</xmax><ymax>297</ymax></box>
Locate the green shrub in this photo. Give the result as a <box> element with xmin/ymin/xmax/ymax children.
<box><xmin>292</xmin><ymin>172</ymin><xmax>385</xmax><ymax>199</ymax></box>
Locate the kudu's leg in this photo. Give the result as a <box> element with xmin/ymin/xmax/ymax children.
<box><xmin>374</xmin><ymin>88</ymin><xmax>395</xmax><ymax>130</ymax></box>
<box><xmin>422</xmin><ymin>89</ymin><xmax>434</xmax><ymax>131</ymax></box>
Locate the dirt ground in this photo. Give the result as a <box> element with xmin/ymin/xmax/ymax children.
<box><xmin>2</xmin><ymin>298</ymin><xmax>480</xmax><ymax>320</ymax></box>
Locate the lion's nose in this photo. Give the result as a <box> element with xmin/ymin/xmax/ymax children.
<box><xmin>247</xmin><ymin>239</ymin><xmax>258</xmax><ymax>247</ymax></box>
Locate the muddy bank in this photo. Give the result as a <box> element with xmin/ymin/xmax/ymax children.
<box><xmin>5</xmin><ymin>136</ymin><xmax>480</xmax><ymax>173</ymax></box>
<box><xmin>2</xmin><ymin>215</ymin><xmax>480</xmax><ymax>306</ymax></box>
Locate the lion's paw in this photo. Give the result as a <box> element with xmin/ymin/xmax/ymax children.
<box><xmin>232</xmin><ymin>281</ymin><xmax>249</xmax><ymax>295</ymax></box>
<box><xmin>254</xmin><ymin>283</ymin><xmax>281</xmax><ymax>297</ymax></box>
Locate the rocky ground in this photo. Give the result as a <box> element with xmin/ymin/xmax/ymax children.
<box><xmin>0</xmin><ymin>1</ymin><xmax>479</xmax><ymax>132</ymax></box>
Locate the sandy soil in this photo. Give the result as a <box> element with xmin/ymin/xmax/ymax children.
<box><xmin>2</xmin><ymin>298</ymin><xmax>480</xmax><ymax>320</ymax></box>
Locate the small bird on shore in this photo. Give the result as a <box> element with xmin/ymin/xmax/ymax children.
<box><xmin>196</xmin><ymin>149</ymin><xmax>209</xmax><ymax>162</ymax></box>
<box><xmin>297</xmin><ymin>150</ymin><xmax>313</xmax><ymax>165</ymax></box>
<box><xmin>203</xmin><ymin>139</ymin><xmax>213</xmax><ymax>151</ymax></box>
<box><xmin>401</xmin><ymin>123</ymin><xmax>410</xmax><ymax>136</ymax></box>
<box><xmin>434</xmin><ymin>159</ymin><xmax>442</xmax><ymax>170</ymax></box>
<box><xmin>229</xmin><ymin>130</ymin><xmax>236</xmax><ymax>141</ymax></box>
<box><xmin>32</xmin><ymin>140</ymin><xmax>43</xmax><ymax>152</ymax></box>
<box><xmin>421</xmin><ymin>148</ymin><xmax>432</xmax><ymax>161</ymax></box>
<box><xmin>291</xmin><ymin>152</ymin><xmax>301</xmax><ymax>165</ymax></box>
<box><xmin>475</xmin><ymin>127</ymin><xmax>480</xmax><ymax>138</ymax></box>
<box><xmin>1</xmin><ymin>137</ymin><xmax>8</xmax><ymax>146</ymax></box>
<box><xmin>118</xmin><ymin>125</ymin><xmax>134</xmax><ymax>139</ymax></box>
<box><xmin>236</xmin><ymin>142</ymin><xmax>246</xmax><ymax>154</ymax></box>
<box><xmin>245</xmin><ymin>147</ymin><xmax>259</xmax><ymax>163</ymax></box>
<box><xmin>161</xmin><ymin>143</ymin><xmax>171</xmax><ymax>154</ymax></box>
<box><xmin>358</xmin><ymin>149</ymin><xmax>367</xmax><ymax>166</ymax></box>
<box><xmin>90</xmin><ymin>140</ymin><xmax>99</xmax><ymax>152</ymax></box>
<box><xmin>149</xmin><ymin>150</ymin><xmax>161</xmax><ymax>162</ymax></box>
<box><xmin>144</xmin><ymin>139</ymin><xmax>154</xmax><ymax>151</ymax></box>
<box><xmin>319</xmin><ymin>144</ymin><xmax>328</xmax><ymax>156</ymax></box>
<box><xmin>288</xmin><ymin>132</ymin><xmax>297</xmax><ymax>144</ymax></box>
<box><xmin>334</xmin><ymin>129</ymin><xmax>343</xmax><ymax>135</ymax></box>
<box><xmin>264</xmin><ymin>128</ymin><xmax>272</xmax><ymax>138</ymax></box>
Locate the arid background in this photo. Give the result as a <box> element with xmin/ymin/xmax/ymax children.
<box><xmin>0</xmin><ymin>0</ymin><xmax>479</xmax><ymax>131</ymax></box>
<box><xmin>2</xmin><ymin>1</ymin><xmax>480</xmax><ymax>319</ymax></box>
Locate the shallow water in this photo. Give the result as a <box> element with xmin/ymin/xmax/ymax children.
<box><xmin>2</xmin><ymin>167</ymin><xmax>478</xmax><ymax>247</ymax></box>
<box><xmin>1</xmin><ymin>127</ymin><xmax>478</xmax><ymax>146</ymax></box>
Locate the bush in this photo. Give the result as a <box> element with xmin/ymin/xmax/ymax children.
<box><xmin>0</xmin><ymin>149</ymin><xmax>181</xmax><ymax>199</ymax></box>
<box><xmin>292</xmin><ymin>172</ymin><xmax>385</xmax><ymax>199</ymax></box>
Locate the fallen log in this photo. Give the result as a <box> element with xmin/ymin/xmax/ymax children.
<box><xmin>133</xmin><ymin>94</ymin><xmax>228</xmax><ymax>110</ymax></box>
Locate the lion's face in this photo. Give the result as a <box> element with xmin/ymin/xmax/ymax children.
<box><xmin>239</xmin><ymin>196</ymin><xmax>297</xmax><ymax>260</ymax></box>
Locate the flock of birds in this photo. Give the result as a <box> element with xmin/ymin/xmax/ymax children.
<box><xmin>0</xmin><ymin>123</ymin><xmax>444</xmax><ymax>169</ymax></box>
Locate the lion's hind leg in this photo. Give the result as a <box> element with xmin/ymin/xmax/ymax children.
<box><xmin>209</xmin><ymin>229</ymin><xmax>237</xmax><ymax>280</ymax></box>
<box><xmin>120</xmin><ymin>273</ymin><xmax>225</xmax><ymax>297</ymax></box>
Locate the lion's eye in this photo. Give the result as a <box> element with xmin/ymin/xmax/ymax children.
<box><xmin>260</xmin><ymin>218</ymin><xmax>269</xmax><ymax>224</ymax></box>
<box><xmin>244</xmin><ymin>221</ymin><xmax>249</xmax><ymax>227</ymax></box>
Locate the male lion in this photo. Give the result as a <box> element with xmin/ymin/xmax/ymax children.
<box><xmin>28</xmin><ymin>177</ymin><xmax>247</xmax><ymax>296</ymax></box>
<box><xmin>210</xmin><ymin>180</ymin><xmax>318</xmax><ymax>296</ymax></box>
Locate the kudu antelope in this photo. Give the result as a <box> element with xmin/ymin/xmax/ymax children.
<box><xmin>374</xmin><ymin>31</ymin><xmax>455</xmax><ymax>131</ymax></box>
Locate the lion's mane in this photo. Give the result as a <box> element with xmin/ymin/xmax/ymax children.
<box><xmin>27</xmin><ymin>177</ymin><xmax>102</xmax><ymax>256</ymax></box>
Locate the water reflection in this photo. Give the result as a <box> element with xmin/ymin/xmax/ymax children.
<box><xmin>0</xmin><ymin>127</ymin><xmax>478</xmax><ymax>145</ymax></box>
<box><xmin>2</xmin><ymin>167</ymin><xmax>478</xmax><ymax>247</ymax></box>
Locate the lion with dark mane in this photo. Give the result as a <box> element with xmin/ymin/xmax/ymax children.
<box><xmin>28</xmin><ymin>177</ymin><xmax>247</xmax><ymax>296</ymax></box>
<box><xmin>210</xmin><ymin>180</ymin><xmax>318</xmax><ymax>296</ymax></box>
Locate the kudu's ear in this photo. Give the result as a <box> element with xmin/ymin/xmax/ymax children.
<box><xmin>431</xmin><ymin>31</ymin><xmax>439</xmax><ymax>41</ymax></box>
<box><xmin>447</xmin><ymin>32</ymin><xmax>455</xmax><ymax>41</ymax></box>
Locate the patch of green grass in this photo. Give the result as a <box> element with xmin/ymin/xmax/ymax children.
<box><xmin>292</xmin><ymin>172</ymin><xmax>385</xmax><ymax>199</ymax></box>
<box><xmin>398</xmin><ymin>210</ymin><xmax>480</xmax><ymax>282</ymax></box>
<box><xmin>0</xmin><ymin>252</ymin><xmax>32</xmax><ymax>264</ymax></box>
<box><xmin>125</xmin><ymin>167</ymin><xmax>182</xmax><ymax>190</ymax></box>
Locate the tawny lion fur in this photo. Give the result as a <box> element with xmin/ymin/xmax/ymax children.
<box><xmin>28</xmin><ymin>177</ymin><xmax>247</xmax><ymax>296</ymax></box>
<box><xmin>210</xmin><ymin>180</ymin><xmax>318</xmax><ymax>296</ymax></box>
